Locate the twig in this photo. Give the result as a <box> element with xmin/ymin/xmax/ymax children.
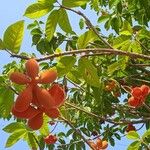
<box><xmin>56</xmin><ymin>2</ymin><xmax>113</xmax><ymax>49</ymax></box>
<box><xmin>60</xmin><ymin>116</ymin><xmax>95</xmax><ymax>150</ymax></box>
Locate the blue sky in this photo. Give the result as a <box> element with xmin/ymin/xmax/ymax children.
<box><xmin>0</xmin><ymin>1</ymin><xmax>145</xmax><ymax>150</ymax></box>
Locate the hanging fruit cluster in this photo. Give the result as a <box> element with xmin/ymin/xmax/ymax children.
<box><xmin>10</xmin><ymin>59</ymin><xmax>65</xmax><ymax>130</ymax></box>
<box><xmin>88</xmin><ymin>138</ymin><xmax>108</xmax><ymax>150</ymax></box>
<box><xmin>128</xmin><ymin>85</ymin><xmax>150</xmax><ymax>107</ymax></box>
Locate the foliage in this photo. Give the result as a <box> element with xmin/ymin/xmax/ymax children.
<box><xmin>0</xmin><ymin>0</ymin><xmax>150</xmax><ymax>150</ymax></box>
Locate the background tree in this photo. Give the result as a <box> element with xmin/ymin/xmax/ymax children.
<box><xmin>0</xmin><ymin>0</ymin><xmax>150</xmax><ymax>149</ymax></box>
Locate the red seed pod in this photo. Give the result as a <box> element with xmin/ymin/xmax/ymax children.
<box><xmin>9</xmin><ymin>72</ymin><xmax>30</xmax><ymax>84</ymax></box>
<box><xmin>44</xmin><ymin>135</ymin><xmax>57</xmax><ymax>144</ymax></box>
<box><xmin>38</xmin><ymin>69</ymin><xmax>57</xmax><ymax>84</ymax></box>
<box><xmin>131</xmin><ymin>87</ymin><xmax>142</xmax><ymax>98</ymax></box>
<box><xmin>45</xmin><ymin>108</ymin><xmax>60</xmax><ymax>119</ymax></box>
<box><xmin>25</xmin><ymin>58</ymin><xmax>39</xmax><ymax>79</ymax></box>
<box><xmin>28</xmin><ymin>112</ymin><xmax>43</xmax><ymax>130</ymax></box>
<box><xmin>88</xmin><ymin>141</ymin><xmax>97</xmax><ymax>150</ymax></box>
<box><xmin>14</xmin><ymin>85</ymin><xmax>33</xmax><ymax>112</ymax></box>
<box><xmin>96</xmin><ymin>138</ymin><xmax>102</xmax><ymax>149</ymax></box>
<box><xmin>128</xmin><ymin>96</ymin><xmax>141</xmax><ymax>107</ymax></box>
<box><xmin>141</xmin><ymin>85</ymin><xmax>150</xmax><ymax>96</ymax></box>
<box><xmin>126</xmin><ymin>123</ymin><xmax>136</xmax><ymax>132</ymax></box>
<box><xmin>48</xmin><ymin>84</ymin><xmax>65</xmax><ymax>107</ymax></box>
<box><xmin>101</xmin><ymin>140</ymin><xmax>108</xmax><ymax>149</ymax></box>
<box><xmin>35</xmin><ymin>86</ymin><xmax>55</xmax><ymax>109</ymax></box>
<box><xmin>12</xmin><ymin>105</ymin><xmax>41</xmax><ymax>119</ymax></box>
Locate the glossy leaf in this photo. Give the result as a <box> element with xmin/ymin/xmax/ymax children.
<box><xmin>77</xmin><ymin>30</ymin><xmax>98</xmax><ymax>49</ymax></box>
<box><xmin>127</xmin><ymin>141</ymin><xmax>141</xmax><ymax>150</ymax></box>
<box><xmin>5</xmin><ymin>130</ymin><xmax>26</xmax><ymax>148</ymax></box>
<box><xmin>24</xmin><ymin>3</ymin><xmax>53</xmax><ymax>19</ymax></box>
<box><xmin>3</xmin><ymin>20</ymin><xmax>24</xmax><ymax>54</ymax></box>
<box><xmin>126</xmin><ymin>131</ymin><xmax>140</xmax><ymax>140</ymax></box>
<box><xmin>62</xmin><ymin>0</ymin><xmax>90</xmax><ymax>8</ymax></box>
<box><xmin>58</xmin><ymin>8</ymin><xmax>72</xmax><ymax>33</ymax></box>
<box><xmin>45</xmin><ymin>10</ymin><xmax>59</xmax><ymax>41</ymax></box>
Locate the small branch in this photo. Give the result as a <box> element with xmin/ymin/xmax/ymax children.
<box><xmin>65</xmin><ymin>102</ymin><xmax>150</xmax><ymax>125</ymax></box>
<box><xmin>143</xmin><ymin>103</ymin><xmax>150</xmax><ymax>113</ymax></box>
<box><xmin>56</xmin><ymin>2</ymin><xmax>113</xmax><ymax>49</ymax></box>
<box><xmin>60</xmin><ymin>116</ymin><xmax>95</xmax><ymax>150</ymax></box>
<box><xmin>50</xmin><ymin>122</ymin><xmax>58</xmax><ymax>133</ymax></box>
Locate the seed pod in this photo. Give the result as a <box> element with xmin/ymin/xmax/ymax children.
<box><xmin>45</xmin><ymin>108</ymin><xmax>60</xmax><ymax>118</ymax></box>
<box><xmin>48</xmin><ymin>84</ymin><xmax>65</xmax><ymax>107</ymax></box>
<box><xmin>141</xmin><ymin>85</ymin><xmax>150</xmax><ymax>96</ymax></box>
<box><xmin>25</xmin><ymin>58</ymin><xmax>39</xmax><ymax>79</ymax></box>
<box><xmin>14</xmin><ymin>85</ymin><xmax>33</xmax><ymax>112</ymax></box>
<box><xmin>101</xmin><ymin>140</ymin><xmax>108</xmax><ymax>149</ymax></box>
<box><xmin>36</xmin><ymin>86</ymin><xmax>55</xmax><ymax>109</ymax></box>
<box><xmin>9</xmin><ymin>72</ymin><xmax>30</xmax><ymax>84</ymax></box>
<box><xmin>28</xmin><ymin>112</ymin><xmax>43</xmax><ymax>130</ymax></box>
<box><xmin>38</xmin><ymin>69</ymin><xmax>57</xmax><ymax>84</ymax></box>
<box><xmin>12</xmin><ymin>105</ymin><xmax>41</xmax><ymax>119</ymax></box>
<box><xmin>128</xmin><ymin>96</ymin><xmax>141</xmax><ymax>107</ymax></box>
<box><xmin>96</xmin><ymin>138</ymin><xmax>102</xmax><ymax>148</ymax></box>
<box><xmin>44</xmin><ymin>135</ymin><xmax>57</xmax><ymax>144</ymax></box>
<box><xmin>88</xmin><ymin>141</ymin><xmax>97</xmax><ymax>150</ymax></box>
<box><xmin>131</xmin><ymin>87</ymin><xmax>142</xmax><ymax>98</ymax></box>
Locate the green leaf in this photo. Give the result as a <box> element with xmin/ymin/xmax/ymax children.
<box><xmin>80</xmin><ymin>127</ymin><xmax>90</xmax><ymax>136</ymax></box>
<box><xmin>79</xmin><ymin>18</ymin><xmax>85</xmax><ymax>30</ymax></box>
<box><xmin>0</xmin><ymin>88</ymin><xmax>14</xmax><ymax>118</ymax></box>
<box><xmin>92</xmin><ymin>0</ymin><xmax>99</xmax><ymax>11</ymax></box>
<box><xmin>77</xmin><ymin>30</ymin><xmax>98</xmax><ymax>49</ymax></box>
<box><xmin>127</xmin><ymin>141</ymin><xmax>141</xmax><ymax>150</ymax></box>
<box><xmin>3</xmin><ymin>20</ymin><xmax>24</xmax><ymax>54</ymax></box>
<box><xmin>45</xmin><ymin>10</ymin><xmax>59</xmax><ymax>41</ymax></box>
<box><xmin>38</xmin><ymin>0</ymin><xmax>56</xmax><ymax>4</ymax></box>
<box><xmin>3</xmin><ymin>122</ymin><xmax>25</xmax><ymax>133</ymax></box>
<box><xmin>0</xmin><ymin>39</ymin><xmax>5</xmax><ymax>50</ymax></box>
<box><xmin>78</xmin><ymin>58</ymin><xmax>100</xmax><ymax>87</ymax></box>
<box><xmin>56</xmin><ymin>56</ymin><xmax>76</xmax><ymax>77</ymax></box>
<box><xmin>62</xmin><ymin>0</ymin><xmax>90</xmax><ymax>8</ymax></box>
<box><xmin>58</xmin><ymin>8</ymin><xmax>72</xmax><ymax>33</ymax></box>
<box><xmin>120</xmin><ymin>20</ymin><xmax>133</xmax><ymax>36</ymax></box>
<box><xmin>98</xmin><ymin>15</ymin><xmax>110</xmax><ymax>23</ymax></box>
<box><xmin>126</xmin><ymin>131</ymin><xmax>140</xmax><ymax>140</ymax></box>
<box><xmin>24</xmin><ymin>2</ymin><xmax>53</xmax><ymax>19</ymax></box>
<box><xmin>142</xmin><ymin>129</ymin><xmax>150</xmax><ymax>139</ymax></box>
<box><xmin>39</xmin><ymin>115</ymin><xmax>49</xmax><ymax>136</ymax></box>
<box><xmin>25</xmin><ymin>132</ymin><xmax>38</xmax><ymax>149</ymax></box>
<box><xmin>107</xmin><ymin>58</ymin><xmax>127</xmax><ymax>75</ymax></box>
<box><xmin>109</xmin><ymin>0</ymin><xmax>121</xmax><ymax>8</ymax></box>
<box><xmin>5</xmin><ymin>130</ymin><xmax>26</xmax><ymax>148</ymax></box>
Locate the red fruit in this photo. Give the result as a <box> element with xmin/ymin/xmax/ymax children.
<box><xmin>88</xmin><ymin>141</ymin><xmax>97</xmax><ymax>150</ymax></box>
<box><xmin>128</xmin><ymin>96</ymin><xmax>140</xmax><ymax>107</ymax></box>
<box><xmin>44</xmin><ymin>135</ymin><xmax>57</xmax><ymax>144</ymax></box>
<box><xmin>12</xmin><ymin>105</ymin><xmax>41</xmax><ymax>119</ymax></box>
<box><xmin>14</xmin><ymin>85</ymin><xmax>33</xmax><ymax>112</ymax></box>
<box><xmin>101</xmin><ymin>140</ymin><xmax>108</xmax><ymax>149</ymax></box>
<box><xmin>48</xmin><ymin>84</ymin><xmax>65</xmax><ymax>107</ymax></box>
<box><xmin>141</xmin><ymin>85</ymin><xmax>150</xmax><ymax>96</ymax></box>
<box><xmin>9</xmin><ymin>72</ymin><xmax>30</xmax><ymax>84</ymax></box>
<box><xmin>45</xmin><ymin>108</ymin><xmax>60</xmax><ymax>118</ymax></box>
<box><xmin>126</xmin><ymin>124</ymin><xmax>136</xmax><ymax>132</ymax></box>
<box><xmin>25</xmin><ymin>58</ymin><xmax>39</xmax><ymax>79</ymax></box>
<box><xmin>131</xmin><ymin>87</ymin><xmax>142</xmax><ymax>98</ymax></box>
<box><xmin>28</xmin><ymin>112</ymin><xmax>43</xmax><ymax>130</ymax></box>
<box><xmin>38</xmin><ymin>69</ymin><xmax>57</xmax><ymax>84</ymax></box>
<box><xmin>35</xmin><ymin>86</ymin><xmax>55</xmax><ymax>109</ymax></box>
<box><xmin>96</xmin><ymin>138</ymin><xmax>102</xmax><ymax>149</ymax></box>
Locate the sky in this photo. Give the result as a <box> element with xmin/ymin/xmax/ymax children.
<box><xmin>0</xmin><ymin>1</ymin><xmax>145</xmax><ymax>150</ymax></box>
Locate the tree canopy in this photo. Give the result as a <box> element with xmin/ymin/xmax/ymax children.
<box><xmin>0</xmin><ymin>0</ymin><xmax>150</xmax><ymax>149</ymax></box>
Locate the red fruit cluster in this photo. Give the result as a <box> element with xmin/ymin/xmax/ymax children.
<box><xmin>10</xmin><ymin>59</ymin><xmax>65</xmax><ymax>130</ymax></box>
<box><xmin>125</xmin><ymin>123</ymin><xmax>136</xmax><ymax>132</ymax></box>
<box><xmin>88</xmin><ymin>138</ymin><xmax>108</xmax><ymax>150</ymax></box>
<box><xmin>128</xmin><ymin>85</ymin><xmax>150</xmax><ymax>107</ymax></box>
<box><xmin>44</xmin><ymin>134</ymin><xmax>57</xmax><ymax>144</ymax></box>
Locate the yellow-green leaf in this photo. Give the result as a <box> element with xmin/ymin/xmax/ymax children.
<box><xmin>126</xmin><ymin>131</ymin><xmax>140</xmax><ymax>140</ymax></box>
<box><xmin>3</xmin><ymin>20</ymin><xmax>24</xmax><ymax>54</ymax></box>
<box><xmin>62</xmin><ymin>0</ymin><xmax>90</xmax><ymax>8</ymax></box>
<box><xmin>0</xmin><ymin>39</ymin><xmax>5</xmax><ymax>50</ymax></box>
<box><xmin>5</xmin><ymin>130</ymin><xmax>26</xmax><ymax>148</ymax></box>
<box><xmin>78</xmin><ymin>58</ymin><xmax>100</xmax><ymax>87</ymax></box>
<box><xmin>45</xmin><ymin>10</ymin><xmax>59</xmax><ymax>41</ymax></box>
<box><xmin>58</xmin><ymin>8</ymin><xmax>72</xmax><ymax>33</ymax></box>
<box><xmin>77</xmin><ymin>30</ymin><xmax>98</xmax><ymax>49</ymax></box>
<box><xmin>24</xmin><ymin>3</ymin><xmax>53</xmax><ymax>19</ymax></box>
